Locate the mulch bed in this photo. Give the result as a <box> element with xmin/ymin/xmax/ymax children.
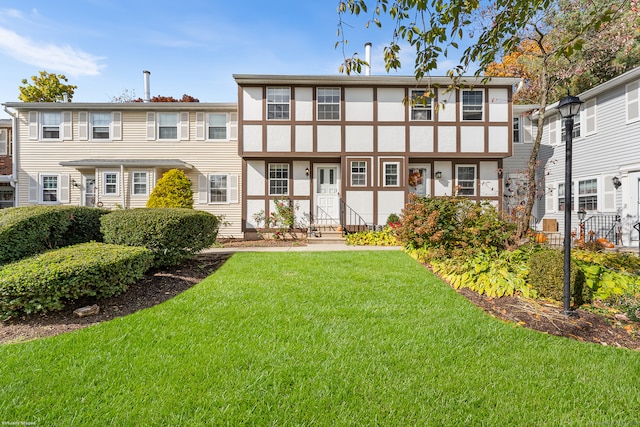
<box><xmin>2</xmin><ymin>244</ymin><xmax>639</xmax><ymax>350</ymax></box>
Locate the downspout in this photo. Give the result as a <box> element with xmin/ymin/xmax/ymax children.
<box><xmin>121</xmin><ymin>164</ymin><xmax>126</xmax><ymax>209</ymax></box>
<box><xmin>3</xmin><ymin>107</ymin><xmax>19</xmax><ymax>206</ymax></box>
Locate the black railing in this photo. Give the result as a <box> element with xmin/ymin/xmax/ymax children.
<box><xmin>583</xmin><ymin>214</ymin><xmax>621</xmax><ymax>245</ymax></box>
<box><xmin>339</xmin><ymin>199</ymin><xmax>374</xmax><ymax>235</ymax></box>
<box><xmin>634</xmin><ymin>222</ymin><xmax>640</xmax><ymax>254</ymax></box>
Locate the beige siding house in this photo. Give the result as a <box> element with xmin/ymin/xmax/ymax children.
<box><xmin>2</xmin><ymin>102</ymin><xmax>243</xmax><ymax>238</ymax></box>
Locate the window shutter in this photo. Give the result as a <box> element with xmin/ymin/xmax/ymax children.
<box><xmin>196</xmin><ymin>112</ymin><xmax>205</xmax><ymax>140</ymax></box>
<box><xmin>146</xmin><ymin>112</ymin><xmax>156</xmax><ymax>140</ymax></box>
<box><xmin>180</xmin><ymin>112</ymin><xmax>189</xmax><ymax>140</ymax></box>
<box><xmin>112</xmin><ymin>112</ymin><xmax>122</xmax><ymax>140</ymax></box>
<box><xmin>60</xmin><ymin>174</ymin><xmax>70</xmax><ymax>203</ymax></box>
<box><xmin>548</xmin><ymin>113</ymin><xmax>557</xmax><ymax>146</ymax></box>
<box><xmin>229</xmin><ymin>174</ymin><xmax>238</xmax><ymax>203</ymax></box>
<box><xmin>230</xmin><ymin>112</ymin><xmax>238</xmax><ymax>140</ymax></box>
<box><xmin>29</xmin><ymin>175</ymin><xmax>39</xmax><ymax>203</ymax></box>
<box><xmin>62</xmin><ymin>111</ymin><xmax>72</xmax><ymax>140</ymax></box>
<box><xmin>0</xmin><ymin>129</ymin><xmax>6</xmax><ymax>155</ymax></box>
<box><xmin>602</xmin><ymin>175</ymin><xmax>616</xmax><ymax>212</ymax></box>
<box><xmin>28</xmin><ymin>112</ymin><xmax>38</xmax><ymax>140</ymax></box>
<box><xmin>198</xmin><ymin>175</ymin><xmax>208</xmax><ymax>204</ymax></box>
<box><xmin>545</xmin><ymin>183</ymin><xmax>556</xmax><ymax>213</ymax></box>
<box><xmin>627</xmin><ymin>81</ymin><xmax>639</xmax><ymax>122</ymax></box>
<box><xmin>585</xmin><ymin>99</ymin><xmax>596</xmax><ymax>135</ymax></box>
<box><xmin>78</xmin><ymin>112</ymin><xmax>88</xmax><ymax>140</ymax></box>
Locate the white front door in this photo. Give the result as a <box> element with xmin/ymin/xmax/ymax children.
<box><xmin>315</xmin><ymin>165</ymin><xmax>340</xmax><ymax>225</ymax></box>
<box><xmin>408</xmin><ymin>165</ymin><xmax>430</xmax><ymax>197</ymax></box>
<box><xmin>83</xmin><ymin>175</ymin><xmax>96</xmax><ymax>207</ymax></box>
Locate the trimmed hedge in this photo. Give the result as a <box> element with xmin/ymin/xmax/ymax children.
<box><xmin>100</xmin><ymin>208</ymin><xmax>220</xmax><ymax>267</ymax></box>
<box><xmin>0</xmin><ymin>242</ymin><xmax>153</xmax><ymax>320</ymax></box>
<box><xmin>528</xmin><ymin>248</ymin><xmax>589</xmax><ymax>306</ymax></box>
<box><xmin>0</xmin><ymin>206</ymin><xmax>109</xmax><ymax>265</ymax></box>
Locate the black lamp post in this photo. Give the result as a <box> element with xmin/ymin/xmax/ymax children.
<box><xmin>557</xmin><ymin>93</ymin><xmax>583</xmax><ymax>316</ymax></box>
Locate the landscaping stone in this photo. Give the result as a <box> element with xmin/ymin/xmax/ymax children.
<box><xmin>74</xmin><ymin>305</ymin><xmax>100</xmax><ymax>318</ymax></box>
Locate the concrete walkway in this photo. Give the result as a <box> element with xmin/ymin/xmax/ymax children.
<box><xmin>203</xmin><ymin>243</ymin><xmax>403</xmax><ymax>253</ymax></box>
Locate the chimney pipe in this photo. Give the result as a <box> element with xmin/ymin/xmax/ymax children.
<box><xmin>365</xmin><ymin>42</ymin><xmax>372</xmax><ymax>76</ymax></box>
<box><xmin>143</xmin><ymin>70</ymin><xmax>151</xmax><ymax>102</ymax></box>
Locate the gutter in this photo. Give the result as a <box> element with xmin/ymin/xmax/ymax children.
<box><xmin>2</xmin><ymin>105</ymin><xmax>18</xmax><ymax>189</ymax></box>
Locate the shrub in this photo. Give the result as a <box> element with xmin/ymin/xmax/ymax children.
<box><xmin>101</xmin><ymin>208</ymin><xmax>220</xmax><ymax>267</ymax></box>
<box><xmin>0</xmin><ymin>206</ymin><xmax>108</xmax><ymax>265</ymax></box>
<box><xmin>146</xmin><ymin>169</ymin><xmax>194</xmax><ymax>208</ymax></box>
<box><xmin>397</xmin><ymin>194</ymin><xmax>515</xmax><ymax>256</ymax></box>
<box><xmin>528</xmin><ymin>249</ymin><xmax>588</xmax><ymax>305</ymax></box>
<box><xmin>0</xmin><ymin>242</ymin><xmax>153</xmax><ymax>320</ymax></box>
<box><xmin>345</xmin><ymin>227</ymin><xmax>400</xmax><ymax>246</ymax></box>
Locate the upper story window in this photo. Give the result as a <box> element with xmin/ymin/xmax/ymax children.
<box><xmin>561</xmin><ymin>113</ymin><xmax>581</xmax><ymax>142</ymax></box>
<box><xmin>350</xmin><ymin>161</ymin><xmax>367</xmax><ymax>187</ymax></box>
<box><xmin>456</xmin><ymin>165</ymin><xmax>476</xmax><ymax>196</ymax></box>
<box><xmin>103</xmin><ymin>172</ymin><xmax>119</xmax><ymax>195</ymax></box>
<box><xmin>269</xmin><ymin>163</ymin><xmax>289</xmax><ymax>195</ymax></box>
<box><xmin>627</xmin><ymin>80</ymin><xmax>639</xmax><ymax>123</ymax></box>
<box><xmin>410</xmin><ymin>90</ymin><xmax>433</xmax><ymax>121</ymax></box>
<box><xmin>0</xmin><ymin>128</ymin><xmax>7</xmax><ymax>155</ymax></box>
<box><xmin>41</xmin><ymin>112</ymin><xmax>61</xmax><ymax>139</ymax></box>
<box><xmin>158</xmin><ymin>113</ymin><xmax>179</xmax><ymax>139</ymax></box>
<box><xmin>267</xmin><ymin>88</ymin><xmax>290</xmax><ymax>120</ymax></box>
<box><xmin>91</xmin><ymin>112</ymin><xmax>111</xmax><ymax>140</ymax></box>
<box><xmin>208</xmin><ymin>113</ymin><xmax>227</xmax><ymax>140</ymax></box>
<box><xmin>132</xmin><ymin>171</ymin><xmax>148</xmax><ymax>196</ymax></box>
<box><xmin>462</xmin><ymin>90</ymin><xmax>483</xmax><ymax>121</ymax></box>
<box><xmin>513</xmin><ymin>117</ymin><xmax>521</xmax><ymax>143</ymax></box>
<box><xmin>384</xmin><ymin>162</ymin><xmax>399</xmax><ymax>187</ymax></box>
<box><xmin>317</xmin><ymin>88</ymin><xmax>340</xmax><ymax>120</ymax></box>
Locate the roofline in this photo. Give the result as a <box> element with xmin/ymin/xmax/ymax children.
<box><xmin>2</xmin><ymin>102</ymin><xmax>237</xmax><ymax>111</ymax></box>
<box><xmin>232</xmin><ymin>74</ymin><xmax>521</xmax><ymax>87</ymax></box>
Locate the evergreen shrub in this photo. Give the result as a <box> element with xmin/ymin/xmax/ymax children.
<box><xmin>146</xmin><ymin>169</ymin><xmax>194</xmax><ymax>208</ymax></box>
<box><xmin>528</xmin><ymin>248</ymin><xmax>589</xmax><ymax>305</ymax></box>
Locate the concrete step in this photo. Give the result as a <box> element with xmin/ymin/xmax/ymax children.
<box><xmin>307</xmin><ymin>229</ymin><xmax>346</xmax><ymax>245</ymax></box>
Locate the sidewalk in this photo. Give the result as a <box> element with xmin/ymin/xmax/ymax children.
<box><xmin>203</xmin><ymin>243</ymin><xmax>403</xmax><ymax>253</ymax></box>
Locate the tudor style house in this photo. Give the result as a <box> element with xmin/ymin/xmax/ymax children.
<box><xmin>2</xmin><ymin>101</ymin><xmax>243</xmax><ymax>237</ymax></box>
<box><xmin>234</xmin><ymin>74</ymin><xmax>521</xmax><ymax>234</ymax></box>
<box><xmin>537</xmin><ymin>66</ymin><xmax>640</xmax><ymax>247</ymax></box>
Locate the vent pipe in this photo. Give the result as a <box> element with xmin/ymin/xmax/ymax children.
<box><xmin>143</xmin><ymin>70</ymin><xmax>151</xmax><ymax>102</ymax></box>
<box><xmin>364</xmin><ymin>42</ymin><xmax>372</xmax><ymax>76</ymax></box>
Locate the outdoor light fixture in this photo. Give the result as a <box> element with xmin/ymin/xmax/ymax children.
<box><xmin>577</xmin><ymin>207</ymin><xmax>586</xmax><ymax>223</ymax></box>
<box><xmin>70</xmin><ymin>179</ymin><xmax>80</xmax><ymax>188</ymax></box>
<box><xmin>435</xmin><ymin>171</ymin><xmax>442</xmax><ymax>179</ymax></box>
<box><xmin>305</xmin><ymin>167</ymin><xmax>310</xmax><ymax>176</ymax></box>
<box><xmin>557</xmin><ymin>92</ymin><xmax>583</xmax><ymax>317</ymax></box>
<box><xmin>612</xmin><ymin>176</ymin><xmax>622</xmax><ymax>189</ymax></box>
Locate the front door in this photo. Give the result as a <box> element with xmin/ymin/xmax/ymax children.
<box><xmin>408</xmin><ymin>165</ymin><xmax>430</xmax><ymax>197</ymax></box>
<box><xmin>83</xmin><ymin>175</ymin><xmax>96</xmax><ymax>207</ymax></box>
<box><xmin>315</xmin><ymin>165</ymin><xmax>340</xmax><ymax>225</ymax></box>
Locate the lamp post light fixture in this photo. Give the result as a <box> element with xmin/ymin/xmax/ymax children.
<box><xmin>577</xmin><ymin>207</ymin><xmax>587</xmax><ymax>242</ymax></box>
<box><xmin>557</xmin><ymin>93</ymin><xmax>583</xmax><ymax>316</ymax></box>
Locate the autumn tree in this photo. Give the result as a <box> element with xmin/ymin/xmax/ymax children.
<box><xmin>18</xmin><ymin>71</ymin><xmax>77</xmax><ymax>102</ymax></box>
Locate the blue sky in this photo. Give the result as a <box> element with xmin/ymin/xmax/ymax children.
<box><xmin>0</xmin><ymin>1</ymin><xmax>468</xmax><ymax>118</ymax></box>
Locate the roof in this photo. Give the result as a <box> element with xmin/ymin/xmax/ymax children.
<box><xmin>2</xmin><ymin>102</ymin><xmax>237</xmax><ymax>112</ymax></box>
<box><xmin>59</xmin><ymin>159</ymin><xmax>193</xmax><ymax>169</ymax></box>
<box><xmin>233</xmin><ymin>74</ymin><xmax>521</xmax><ymax>87</ymax></box>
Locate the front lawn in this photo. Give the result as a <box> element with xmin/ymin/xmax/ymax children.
<box><xmin>1</xmin><ymin>251</ymin><xmax>639</xmax><ymax>425</ymax></box>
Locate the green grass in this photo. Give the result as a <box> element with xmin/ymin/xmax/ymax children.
<box><xmin>1</xmin><ymin>251</ymin><xmax>639</xmax><ymax>425</ymax></box>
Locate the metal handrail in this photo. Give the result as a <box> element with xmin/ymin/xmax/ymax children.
<box><xmin>339</xmin><ymin>199</ymin><xmax>373</xmax><ymax>235</ymax></box>
<box><xmin>583</xmin><ymin>214</ymin><xmax>621</xmax><ymax>244</ymax></box>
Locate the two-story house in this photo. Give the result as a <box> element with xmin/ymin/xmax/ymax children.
<box><xmin>0</xmin><ymin>118</ymin><xmax>14</xmax><ymax>209</ymax></box>
<box><xmin>234</xmin><ymin>74</ymin><xmax>521</xmax><ymax>235</ymax></box>
<box><xmin>1</xmin><ymin>102</ymin><xmax>243</xmax><ymax>237</ymax></box>
<box><xmin>538</xmin><ymin>66</ymin><xmax>640</xmax><ymax>247</ymax></box>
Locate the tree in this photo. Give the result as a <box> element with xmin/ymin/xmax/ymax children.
<box><xmin>18</xmin><ymin>71</ymin><xmax>77</xmax><ymax>102</ymax></box>
<box><xmin>146</xmin><ymin>169</ymin><xmax>194</xmax><ymax>208</ymax></box>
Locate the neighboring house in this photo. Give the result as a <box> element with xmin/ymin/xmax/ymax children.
<box><xmin>233</xmin><ymin>74</ymin><xmax>521</xmax><ymax>235</ymax></box>
<box><xmin>1</xmin><ymin>102</ymin><xmax>243</xmax><ymax>237</ymax></box>
<box><xmin>0</xmin><ymin>118</ymin><xmax>15</xmax><ymax>209</ymax></box>
<box><xmin>537</xmin><ymin>66</ymin><xmax>640</xmax><ymax>247</ymax></box>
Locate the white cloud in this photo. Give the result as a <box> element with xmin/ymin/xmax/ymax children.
<box><xmin>0</xmin><ymin>26</ymin><xmax>104</xmax><ymax>76</ymax></box>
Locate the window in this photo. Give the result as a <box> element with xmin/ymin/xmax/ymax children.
<box><xmin>578</xmin><ymin>178</ymin><xmax>597</xmax><ymax>210</ymax></box>
<box><xmin>90</xmin><ymin>113</ymin><xmax>111</xmax><ymax>139</ymax></box>
<box><xmin>410</xmin><ymin>90</ymin><xmax>432</xmax><ymax>120</ymax></box>
<box><xmin>513</xmin><ymin>117</ymin><xmax>521</xmax><ymax>143</ymax></box>
<box><xmin>209</xmin><ymin>175</ymin><xmax>228</xmax><ymax>202</ymax></box>
<box><xmin>208</xmin><ymin>114</ymin><xmax>227</xmax><ymax>140</ymax></box>
<box><xmin>317</xmin><ymin>88</ymin><xmax>340</xmax><ymax>120</ymax></box>
<box><xmin>158</xmin><ymin>113</ymin><xmax>179</xmax><ymax>139</ymax></box>
<box><xmin>561</xmin><ymin>113</ymin><xmax>581</xmax><ymax>142</ymax></box>
<box><xmin>103</xmin><ymin>172</ymin><xmax>119</xmax><ymax>195</ymax></box>
<box><xmin>132</xmin><ymin>172</ymin><xmax>148</xmax><ymax>195</ymax></box>
<box><xmin>41</xmin><ymin>112</ymin><xmax>61</xmax><ymax>139</ymax></box>
<box><xmin>384</xmin><ymin>163</ymin><xmax>399</xmax><ymax>186</ymax></box>
<box><xmin>269</xmin><ymin>164</ymin><xmax>289</xmax><ymax>195</ymax></box>
<box><xmin>456</xmin><ymin>165</ymin><xmax>476</xmax><ymax>196</ymax></box>
<box><xmin>350</xmin><ymin>161</ymin><xmax>367</xmax><ymax>186</ymax></box>
<box><xmin>558</xmin><ymin>182</ymin><xmax>575</xmax><ymax>211</ymax></box>
<box><xmin>267</xmin><ymin>88</ymin><xmax>290</xmax><ymax>120</ymax></box>
<box><xmin>41</xmin><ymin>175</ymin><xmax>58</xmax><ymax>202</ymax></box>
<box><xmin>462</xmin><ymin>90</ymin><xmax>483</xmax><ymax>121</ymax></box>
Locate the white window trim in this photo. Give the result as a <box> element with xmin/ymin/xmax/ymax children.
<box><xmin>350</xmin><ymin>161</ymin><xmax>367</xmax><ymax>187</ymax></box>
<box><xmin>40</xmin><ymin>112</ymin><xmax>62</xmax><ymax>141</ymax></box>
<box><xmin>40</xmin><ymin>173</ymin><xmax>60</xmax><ymax>204</ymax></box>
<box><xmin>266</xmin><ymin>87</ymin><xmax>291</xmax><ymax>121</ymax></box>
<box><xmin>456</xmin><ymin>164</ymin><xmax>477</xmax><ymax>196</ymax></box>
<box><xmin>577</xmin><ymin>177</ymin><xmax>598</xmax><ymax>212</ymax></box>
<box><xmin>103</xmin><ymin>171</ymin><xmax>120</xmax><ymax>196</ymax></box>
<box><xmin>461</xmin><ymin>90</ymin><xmax>484</xmax><ymax>121</ymax></box>
<box><xmin>626</xmin><ymin>80</ymin><xmax>640</xmax><ymax>124</ymax></box>
<box><xmin>131</xmin><ymin>171</ymin><xmax>148</xmax><ymax>196</ymax></box>
<box><xmin>410</xmin><ymin>89</ymin><xmax>433</xmax><ymax>121</ymax></box>
<box><xmin>513</xmin><ymin>116</ymin><xmax>521</xmax><ymax>143</ymax></box>
<box><xmin>561</xmin><ymin>112</ymin><xmax>582</xmax><ymax>143</ymax></box>
<box><xmin>206</xmin><ymin>113</ymin><xmax>229</xmax><ymax>141</ymax></box>
<box><xmin>205</xmin><ymin>173</ymin><xmax>239</xmax><ymax>204</ymax></box>
<box><xmin>317</xmin><ymin>87</ymin><xmax>341</xmax><ymax>121</ymax></box>
<box><xmin>268</xmin><ymin>163</ymin><xmax>290</xmax><ymax>196</ymax></box>
<box><xmin>157</xmin><ymin>112</ymin><xmax>180</xmax><ymax>141</ymax></box>
<box><xmin>90</xmin><ymin>112</ymin><xmax>113</xmax><ymax>141</ymax></box>
<box><xmin>383</xmin><ymin>161</ymin><xmax>400</xmax><ymax>187</ymax></box>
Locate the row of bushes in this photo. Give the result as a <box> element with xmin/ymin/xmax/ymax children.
<box><xmin>0</xmin><ymin>243</ymin><xmax>153</xmax><ymax>320</ymax></box>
